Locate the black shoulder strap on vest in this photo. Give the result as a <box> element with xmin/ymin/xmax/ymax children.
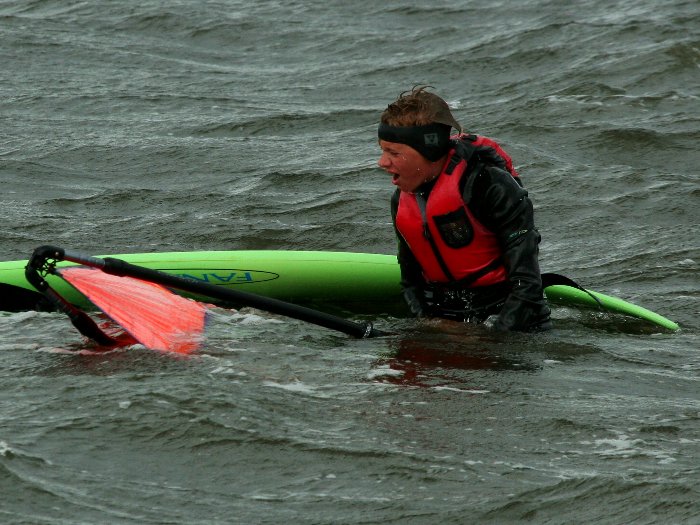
<box><xmin>541</xmin><ymin>273</ymin><xmax>604</xmax><ymax>309</ymax></box>
<box><xmin>444</xmin><ymin>153</ymin><xmax>461</xmax><ymax>175</ymax></box>
<box><xmin>443</xmin><ymin>136</ymin><xmax>482</xmax><ymax>176</ymax></box>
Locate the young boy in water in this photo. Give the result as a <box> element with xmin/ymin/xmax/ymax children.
<box><xmin>377</xmin><ymin>86</ymin><xmax>551</xmax><ymax>331</ymax></box>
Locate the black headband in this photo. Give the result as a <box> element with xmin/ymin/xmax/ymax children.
<box><xmin>378</xmin><ymin>122</ymin><xmax>451</xmax><ymax>161</ymax></box>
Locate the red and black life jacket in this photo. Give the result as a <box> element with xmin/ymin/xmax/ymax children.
<box><xmin>395</xmin><ymin>136</ymin><xmax>516</xmax><ymax>287</ymax></box>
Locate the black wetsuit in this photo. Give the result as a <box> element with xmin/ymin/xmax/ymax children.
<box><xmin>391</xmin><ymin>137</ymin><xmax>552</xmax><ymax>332</ymax></box>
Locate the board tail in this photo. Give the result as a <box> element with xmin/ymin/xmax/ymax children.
<box><xmin>541</xmin><ymin>272</ymin><xmax>679</xmax><ymax>331</ymax></box>
<box><xmin>58</xmin><ymin>267</ymin><xmax>209</xmax><ymax>354</ymax></box>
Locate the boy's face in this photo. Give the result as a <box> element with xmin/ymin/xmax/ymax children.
<box><xmin>378</xmin><ymin>140</ymin><xmax>438</xmax><ymax>193</ymax></box>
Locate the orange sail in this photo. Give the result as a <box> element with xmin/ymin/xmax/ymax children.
<box><xmin>59</xmin><ymin>266</ymin><xmax>209</xmax><ymax>354</ymax></box>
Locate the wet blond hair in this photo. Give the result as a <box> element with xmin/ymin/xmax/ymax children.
<box><xmin>380</xmin><ymin>85</ymin><xmax>462</xmax><ymax>132</ymax></box>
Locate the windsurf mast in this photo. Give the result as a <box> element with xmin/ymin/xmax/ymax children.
<box><xmin>26</xmin><ymin>245</ymin><xmax>384</xmax><ymax>341</ymax></box>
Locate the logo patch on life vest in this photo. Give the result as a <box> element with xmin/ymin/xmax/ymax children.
<box><xmin>433</xmin><ymin>207</ymin><xmax>473</xmax><ymax>248</ymax></box>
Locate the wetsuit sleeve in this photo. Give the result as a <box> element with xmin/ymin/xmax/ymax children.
<box><xmin>468</xmin><ymin>167</ymin><xmax>551</xmax><ymax>331</ymax></box>
<box><xmin>391</xmin><ymin>189</ymin><xmax>426</xmax><ymax>316</ymax></box>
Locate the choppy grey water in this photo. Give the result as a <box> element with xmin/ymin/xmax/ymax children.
<box><xmin>1</xmin><ymin>1</ymin><xmax>699</xmax><ymax>523</ymax></box>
